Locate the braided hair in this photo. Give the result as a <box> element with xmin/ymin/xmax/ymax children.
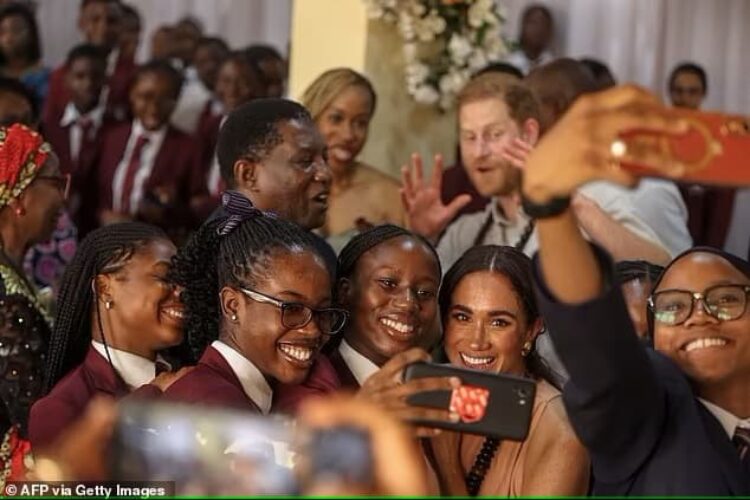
<box><xmin>337</xmin><ymin>224</ymin><xmax>440</xmax><ymax>284</ymax></box>
<box><xmin>43</xmin><ymin>223</ymin><xmax>168</xmax><ymax>393</ymax></box>
<box><xmin>438</xmin><ymin>245</ymin><xmax>559</xmax><ymax>388</ymax></box>
<box><xmin>169</xmin><ymin>205</ymin><xmax>334</xmax><ymax>363</ymax></box>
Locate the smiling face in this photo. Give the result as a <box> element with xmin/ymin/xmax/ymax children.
<box><xmin>224</xmin><ymin>248</ymin><xmax>332</xmax><ymax>385</ymax></box>
<box><xmin>249</xmin><ymin>118</ymin><xmax>332</xmax><ymax>230</ymax></box>
<box><xmin>444</xmin><ymin>271</ymin><xmax>536</xmax><ymax>375</ymax></box>
<box><xmin>652</xmin><ymin>252</ymin><xmax>750</xmax><ymax>390</ymax></box>
<box><xmin>315</xmin><ymin>85</ymin><xmax>373</xmax><ymax>173</ymax></box>
<box><xmin>340</xmin><ymin>236</ymin><xmax>440</xmax><ymax>366</ymax></box>
<box><xmin>98</xmin><ymin>238</ymin><xmax>184</xmax><ymax>358</ymax></box>
<box><xmin>129</xmin><ymin>70</ymin><xmax>179</xmax><ymax>131</ymax></box>
<box><xmin>459</xmin><ymin>97</ymin><xmax>525</xmax><ymax>197</ymax></box>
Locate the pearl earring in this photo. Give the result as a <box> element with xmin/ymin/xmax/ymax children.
<box><xmin>105</xmin><ymin>300</ymin><xmax>113</xmax><ymax>310</ymax></box>
<box><xmin>231</xmin><ymin>313</ymin><xmax>238</xmax><ymax>322</ymax></box>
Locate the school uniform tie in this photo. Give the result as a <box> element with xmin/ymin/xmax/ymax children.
<box><xmin>120</xmin><ymin>134</ymin><xmax>149</xmax><ymax>213</ymax></box>
<box><xmin>74</xmin><ymin>116</ymin><xmax>93</xmax><ymax>167</ymax></box>
<box><xmin>733</xmin><ymin>425</ymin><xmax>750</xmax><ymax>471</ymax></box>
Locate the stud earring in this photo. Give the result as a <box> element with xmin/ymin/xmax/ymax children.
<box><xmin>231</xmin><ymin>313</ymin><xmax>238</xmax><ymax>322</ymax></box>
<box><xmin>105</xmin><ymin>300</ymin><xmax>113</xmax><ymax>310</ymax></box>
<box><xmin>14</xmin><ymin>206</ymin><xmax>24</xmax><ymax>216</ymax></box>
<box><xmin>521</xmin><ymin>341</ymin><xmax>532</xmax><ymax>357</ymax></box>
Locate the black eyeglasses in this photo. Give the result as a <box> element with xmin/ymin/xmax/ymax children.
<box><xmin>648</xmin><ymin>284</ymin><xmax>750</xmax><ymax>326</ymax></box>
<box><xmin>239</xmin><ymin>287</ymin><xmax>348</xmax><ymax>335</ymax></box>
<box><xmin>36</xmin><ymin>173</ymin><xmax>71</xmax><ymax>200</ymax></box>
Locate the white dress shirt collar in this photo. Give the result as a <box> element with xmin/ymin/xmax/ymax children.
<box><xmin>699</xmin><ymin>398</ymin><xmax>750</xmax><ymax>438</ymax></box>
<box><xmin>91</xmin><ymin>340</ymin><xmax>156</xmax><ymax>390</ymax></box>
<box><xmin>131</xmin><ymin>119</ymin><xmax>168</xmax><ymax>144</ymax></box>
<box><xmin>59</xmin><ymin>102</ymin><xmax>106</xmax><ymax>129</ymax></box>
<box><xmin>338</xmin><ymin>339</ymin><xmax>380</xmax><ymax>386</ymax></box>
<box><xmin>212</xmin><ymin>340</ymin><xmax>273</xmax><ymax>414</ymax></box>
<box><xmin>111</xmin><ymin>120</ymin><xmax>169</xmax><ymax>214</ymax></box>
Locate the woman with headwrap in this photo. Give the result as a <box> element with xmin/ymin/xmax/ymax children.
<box><xmin>0</xmin><ymin>123</ymin><xmax>67</xmax><ymax>485</ymax></box>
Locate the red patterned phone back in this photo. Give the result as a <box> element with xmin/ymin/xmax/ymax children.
<box><xmin>618</xmin><ymin>110</ymin><xmax>750</xmax><ymax>187</ymax></box>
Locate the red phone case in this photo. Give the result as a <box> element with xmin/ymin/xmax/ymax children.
<box><xmin>618</xmin><ymin>110</ymin><xmax>750</xmax><ymax>187</ymax></box>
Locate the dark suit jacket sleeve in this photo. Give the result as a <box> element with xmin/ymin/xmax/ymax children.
<box><xmin>532</xmin><ymin>244</ymin><xmax>667</xmax><ymax>483</ymax></box>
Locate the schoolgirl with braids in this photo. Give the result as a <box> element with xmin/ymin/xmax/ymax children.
<box><xmin>29</xmin><ymin>222</ymin><xmax>187</xmax><ymax>449</ymax></box>
<box><xmin>428</xmin><ymin>245</ymin><xmax>589</xmax><ymax>496</ymax></box>
<box><xmin>319</xmin><ymin>224</ymin><xmax>462</xmax><ymax>441</ymax></box>
<box><xmin>163</xmin><ymin>192</ymin><xmax>347</xmax><ymax>412</ymax></box>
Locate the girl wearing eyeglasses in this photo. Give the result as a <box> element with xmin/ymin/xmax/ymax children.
<box><xmin>519</xmin><ymin>85</ymin><xmax>750</xmax><ymax>494</ymax></box>
<box><xmin>164</xmin><ymin>192</ymin><xmax>348</xmax><ymax>413</ymax></box>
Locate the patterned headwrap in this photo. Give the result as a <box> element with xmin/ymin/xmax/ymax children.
<box><xmin>0</xmin><ymin>123</ymin><xmax>51</xmax><ymax>209</ymax></box>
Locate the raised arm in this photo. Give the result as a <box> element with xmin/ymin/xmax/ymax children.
<box><xmin>521</xmin><ymin>86</ymin><xmax>688</xmax><ymax>480</ymax></box>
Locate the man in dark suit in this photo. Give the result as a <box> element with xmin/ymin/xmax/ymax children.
<box><xmin>96</xmin><ymin>60</ymin><xmax>205</xmax><ymax>240</ymax></box>
<box><xmin>522</xmin><ymin>85</ymin><xmax>750</xmax><ymax>494</ymax></box>
<box><xmin>44</xmin><ymin>0</ymin><xmax>136</xmax><ymax>125</ymax></box>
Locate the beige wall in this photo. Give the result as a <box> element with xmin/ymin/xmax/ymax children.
<box><xmin>289</xmin><ymin>0</ymin><xmax>457</xmax><ymax>178</ymax></box>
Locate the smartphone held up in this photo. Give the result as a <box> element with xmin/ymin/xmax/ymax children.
<box><xmin>615</xmin><ymin>109</ymin><xmax>750</xmax><ymax>186</ymax></box>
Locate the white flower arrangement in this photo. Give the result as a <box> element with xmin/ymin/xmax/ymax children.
<box><xmin>365</xmin><ymin>0</ymin><xmax>508</xmax><ymax>110</ymax></box>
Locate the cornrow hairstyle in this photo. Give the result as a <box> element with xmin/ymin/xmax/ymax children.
<box><xmin>336</xmin><ymin>224</ymin><xmax>441</xmax><ymax>285</ymax></box>
<box><xmin>616</xmin><ymin>260</ymin><xmax>664</xmax><ymax>286</ymax></box>
<box><xmin>438</xmin><ymin>245</ymin><xmax>559</xmax><ymax>389</ymax></box>
<box><xmin>43</xmin><ymin>222</ymin><xmax>168</xmax><ymax>394</ymax></box>
<box><xmin>169</xmin><ymin>212</ymin><xmax>334</xmax><ymax>363</ymax></box>
<box><xmin>216</xmin><ymin>98</ymin><xmax>312</xmax><ymax>188</ymax></box>
<box><xmin>132</xmin><ymin>59</ymin><xmax>184</xmax><ymax>100</ymax></box>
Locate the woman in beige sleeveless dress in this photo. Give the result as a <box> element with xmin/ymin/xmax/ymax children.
<box><xmin>301</xmin><ymin>68</ymin><xmax>405</xmax><ymax>252</ymax></box>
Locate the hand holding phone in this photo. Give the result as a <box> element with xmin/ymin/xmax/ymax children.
<box><xmin>616</xmin><ymin>109</ymin><xmax>750</xmax><ymax>187</ymax></box>
<box><xmin>403</xmin><ymin>362</ymin><xmax>536</xmax><ymax>440</ymax></box>
<box><xmin>358</xmin><ymin>348</ymin><xmax>461</xmax><ymax>437</ymax></box>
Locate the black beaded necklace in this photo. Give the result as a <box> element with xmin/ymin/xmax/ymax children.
<box><xmin>464</xmin><ymin>436</ymin><xmax>501</xmax><ymax>496</ymax></box>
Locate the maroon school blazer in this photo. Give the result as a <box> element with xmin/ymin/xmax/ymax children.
<box><xmin>95</xmin><ymin>122</ymin><xmax>206</xmax><ymax>214</ymax></box>
<box><xmin>43</xmin><ymin>53</ymin><xmax>136</xmax><ymax>125</ymax></box>
<box><xmin>28</xmin><ymin>346</ymin><xmax>161</xmax><ymax>449</ymax></box>
<box><xmin>325</xmin><ymin>347</ymin><xmax>360</xmax><ymax>391</ymax></box>
<box><xmin>162</xmin><ymin>346</ymin><xmax>261</xmax><ymax>412</ymax></box>
<box><xmin>42</xmin><ymin>114</ymin><xmax>121</xmax><ymax>236</ymax></box>
<box><xmin>271</xmin><ymin>353</ymin><xmax>342</xmax><ymax>414</ymax></box>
